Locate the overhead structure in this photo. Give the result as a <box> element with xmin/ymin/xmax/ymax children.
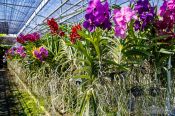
<box><xmin>0</xmin><ymin>0</ymin><xmax>122</xmax><ymax>35</ymax></box>
<box><xmin>18</xmin><ymin>0</ymin><xmax>125</xmax><ymax>35</ymax></box>
<box><xmin>0</xmin><ymin>0</ymin><xmax>42</xmax><ymax>34</ymax></box>
<box><xmin>0</xmin><ymin>0</ymin><xmax>135</xmax><ymax>35</ymax></box>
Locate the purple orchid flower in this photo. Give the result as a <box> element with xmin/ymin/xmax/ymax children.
<box><xmin>83</xmin><ymin>0</ymin><xmax>111</xmax><ymax>32</ymax></box>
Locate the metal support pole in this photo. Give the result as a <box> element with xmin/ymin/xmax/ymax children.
<box><xmin>166</xmin><ymin>55</ymin><xmax>172</xmax><ymax>115</ymax></box>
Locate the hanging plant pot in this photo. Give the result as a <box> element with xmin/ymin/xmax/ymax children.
<box><xmin>129</xmin><ymin>86</ymin><xmax>144</xmax><ymax>97</ymax></box>
<box><xmin>109</xmin><ymin>72</ymin><xmax>116</xmax><ymax>82</ymax></box>
<box><xmin>109</xmin><ymin>71</ymin><xmax>126</xmax><ymax>82</ymax></box>
<box><xmin>75</xmin><ymin>78</ymin><xmax>82</xmax><ymax>86</ymax></box>
<box><xmin>148</xmin><ymin>87</ymin><xmax>160</xmax><ymax>97</ymax></box>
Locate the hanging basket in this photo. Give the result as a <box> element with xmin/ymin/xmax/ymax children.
<box><xmin>129</xmin><ymin>86</ymin><xmax>144</xmax><ymax>97</ymax></box>
<box><xmin>148</xmin><ymin>87</ymin><xmax>160</xmax><ymax>97</ymax></box>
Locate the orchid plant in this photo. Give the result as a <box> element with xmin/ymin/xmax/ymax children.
<box><xmin>6</xmin><ymin>0</ymin><xmax>175</xmax><ymax>115</ymax></box>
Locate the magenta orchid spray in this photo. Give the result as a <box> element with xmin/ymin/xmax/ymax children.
<box><xmin>83</xmin><ymin>0</ymin><xmax>112</xmax><ymax>32</ymax></box>
<box><xmin>113</xmin><ymin>6</ymin><xmax>137</xmax><ymax>39</ymax></box>
<box><xmin>16</xmin><ymin>46</ymin><xmax>26</xmax><ymax>58</ymax></box>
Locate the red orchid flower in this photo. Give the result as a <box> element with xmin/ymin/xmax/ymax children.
<box><xmin>70</xmin><ymin>24</ymin><xmax>82</xmax><ymax>44</ymax></box>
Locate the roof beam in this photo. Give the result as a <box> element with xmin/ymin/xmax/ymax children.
<box><xmin>0</xmin><ymin>19</ymin><xmax>25</xmax><ymax>23</ymax></box>
<box><xmin>18</xmin><ymin>0</ymin><xmax>51</xmax><ymax>35</ymax></box>
<box><xmin>27</xmin><ymin>0</ymin><xmax>85</xmax><ymax>34</ymax></box>
<box><xmin>0</xmin><ymin>2</ymin><xmax>36</xmax><ymax>8</ymax></box>
<box><xmin>43</xmin><ymin>0</ymin><xmax>69</xmax><ymax>22</ymax></box>
<box><xmin>26</xmin><ymin>0</ymin><xmax>70</xmax><ymax>34</ymax></box>
<box><xmin>31</xmin><ymin>7</ymin><xmax>84</xmax><ymax>33</ymax></box>
<box><xmin>1</xmin><ymin>4</ymin><xmax>30</xmax><ymax>16</ymax></box>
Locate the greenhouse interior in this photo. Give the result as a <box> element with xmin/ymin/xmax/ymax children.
<box><xmin>1</xmin><ymin>0</ymin><xmax>175</xmax><ymax>115</ymax></box>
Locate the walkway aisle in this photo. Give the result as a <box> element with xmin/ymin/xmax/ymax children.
<box><xmin>0</xmin><ymin>69</ymin><xmax>26</xmax><ymax>116</ymax></box>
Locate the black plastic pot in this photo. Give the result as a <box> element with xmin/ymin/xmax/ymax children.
<box><xmin>109</xmin><ymin>72</ymin><xmax>115</xmax><ymax>82</ymax></box>
<box><xmin>149</xmin><ymin>87</ymin><xmax>160</xmax><ymax>97</ymax></box>
<box><xmin>129</xmin><ymin>86</ymin><xmax>144</xmax><ymax>97</ymax></box>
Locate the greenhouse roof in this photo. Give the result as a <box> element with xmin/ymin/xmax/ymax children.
<box><xmin>0</xmin><ymin>0</ymin><xmax>162</xmax><ymax>35</ymax></box>
<box><xmin>0</xmin><ymin>0</ymin><xmax>42</xmax><ymax>34</ymax></box>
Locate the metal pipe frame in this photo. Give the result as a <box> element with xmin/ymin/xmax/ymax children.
<box><xmin>24</xmin><ymin>0</ymin><xmax>70</xmax><ymax>34</ymax></box>
<box><xmin>21</xmin><ymin>0</ymin><xmax>93</xmax><ymax>34</ymax></box>
<box><xmin>0</xmin><ymin>2</ymin><xmax>36</xmax><ymax>8</ymax></box>
<box><xmin>26</xmin><ymin>0</ymin><xmax>86</xmax><ymax>34</ymax></box>
<box><xmin>28</xmin><ymin>10</ymin><xmax>83</xmax><ymax>33</ymax></box>
<box><xmin>18</xmin><ymin>0</ymin><xmax>50</xmax><ymax>35</ymax></box>
<box><xmin>0</xmin><ymin>0</ymin><xmax>43</xmax><ymax>34</ymax></box>
<box><xmin>60</xmin><ymin>8</ymin><xmax>85</xmax><ymax>23</ymax></box>
<box><xmin>36</xmin><ymin>8</ymin><xmax>85</xmax><ymax>34</ymax></box>
<box><xmin>43</xmin><ymin>0</ymin><xmax>69</xmax><ymax>22</ymax></box>
<box><xmin>17</xmin><ymin>0</ymin><xmax>44</xmax><ymax>33</ymax></box>
<box><xmin>0</xmin><ymin>19</ymin><xmax>25</xmax><ymax>23</ymax></box>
